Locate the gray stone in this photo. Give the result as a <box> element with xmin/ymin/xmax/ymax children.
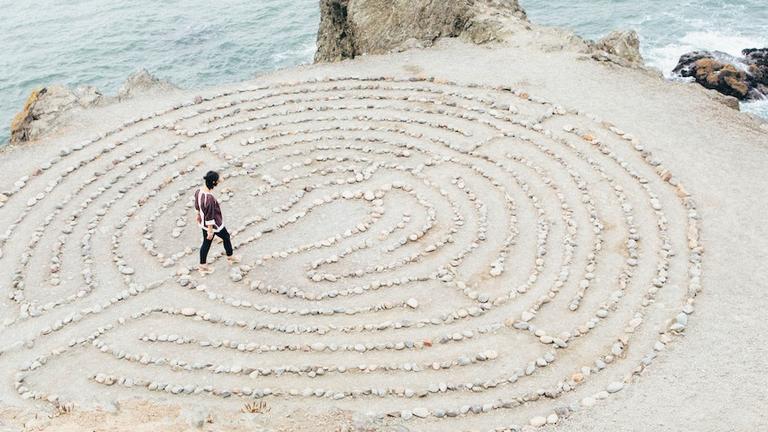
<box><xmin>592</xmin><ymin>30</ymin><xmax>644</xmax><ymax>66</ymax></box>
<box><xmin>118</xmin><ymin>69</ymin><xmax>177</xmax><ymax>100</ymax></box>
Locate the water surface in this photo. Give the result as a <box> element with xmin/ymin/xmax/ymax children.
<box><xmin>2</xmin><ymin>0</ymin><xmax>766</xmax><ymax>144</ymax></box>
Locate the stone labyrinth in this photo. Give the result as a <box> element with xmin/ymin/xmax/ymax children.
<box><xmin>0</xmin><ymin>76</ymin><xmax>703</xmax><ymax>431</ymax></box>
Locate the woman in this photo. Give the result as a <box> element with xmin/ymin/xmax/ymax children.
<box><xmin>194</xmin><ymin>171</ymin><xmax>239</xmax><ymax>274</ymax></box>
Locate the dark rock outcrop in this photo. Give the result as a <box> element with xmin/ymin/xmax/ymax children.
<box><xmin>314</xmin><ymin>0</ymin><xmax>528</xmax><ymax>63</ymax></box>
<box><xmin>10</xmin><ymin>69</ymin><xmax>176</xmax><ymax>145</ymax></box>
<box><xmin>743</xmin><ymin>48</ymin><xmax>768</xmax><ymax>95</ymax></box>
<box><xmin>673</xmin><ymin>49</ymin><xmax>768</xmax><ymax>101</ymax></box>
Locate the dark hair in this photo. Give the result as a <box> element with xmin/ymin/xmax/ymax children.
<box><xmin>204</xmin><ymin>171</ymin><xmax>220</xmax><ymax>189</ymax></box>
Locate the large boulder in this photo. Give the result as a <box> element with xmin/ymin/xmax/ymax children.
<box><xmin>591</xmin><ymin>30</ymin><xmax>644</xmax><ymax>66</ymax></box>
<box><xmin>673</xmin><ymin>49</ymin><xmax>768</xmax><ymax>100</ymax></box>
<box><xmin>9</xmin><ymin>69</ymin><xmax>176</xmax><ymax>145</ymax></box>
<box><xmin>314</xmin><ymin>0</ymin><xmax>527</xmax><ymax>63</ymax></box>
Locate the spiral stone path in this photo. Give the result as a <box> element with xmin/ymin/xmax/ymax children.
<box><xmin>0</xmin><ymin>76</ymin><xmax>703</xmax><ymax>431</ymax></box>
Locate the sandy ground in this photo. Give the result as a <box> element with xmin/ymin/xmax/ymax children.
<box><xmin>0</xmin><ymin>19</ymin><xmax>766</xmax><ymax>432</ymax></box>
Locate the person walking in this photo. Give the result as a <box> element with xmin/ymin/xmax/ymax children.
<box><xmin>194</xmin><ymin>171</ymin><xmax>239</xmax><ymax>274</ymax></box>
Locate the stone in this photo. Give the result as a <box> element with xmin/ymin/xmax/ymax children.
<box><xmin>673</xmin><ymin>49</ymin><xmax>768</xmax><ymax>101</ymax></box>
<box><xmin>73</xmin><ymin>85</ymin><xmax>104</xmax><ymax>107</ymax></box>
<box><xmin>118</xmin><ymin>68</ymin><xmax>178</xmax><ymax>100</ymax></box>
<box><xmin>529</xmin><ymin>416</ymin><xmax>547</xmax><ymax>427</ymax></box>
<box><xmin>592</xmin><ymin>30</ymin><xmax>644</xmax><ymax>66</ymax></box>
<box><xmin>606</xmin><ymin>381</ymin><xmax>624</xmax><ymax>393</ymax></box>
<box><xmin>406</xmin><ymin>298</ymin><xmax>419</xmax><ymax>309</ymax></box>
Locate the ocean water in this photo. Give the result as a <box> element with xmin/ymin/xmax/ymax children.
<box><xmin>0</xmin><ymin>0</ymin><xmax>320</xmax><ymax>144</ymax></box>
<box><xmin>1</xmin><ymin>0</ymin><xmax>766</xmax><ymax>144</ymax></box>
<box><xmin>520</xmin><ymin>0</ymin><xmax>768</xmax><ymax>117</ymax></box>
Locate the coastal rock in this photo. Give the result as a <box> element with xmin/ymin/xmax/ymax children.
<box><xmin>10</xmin><ymin>69</ymin><xmax>176</xmax><ymax>144</ymax></box>
<box><xmin>315</xmin><ymin>0</ymin><xmax>356</xmax><ymax>62</ymax></box>
<box><xmin>672</xmin><ymin>49</ymin><xmax>768</xmax><ymax>101</ymax></box>
<box><xmin>673</xmin><ymin>52</ymin><xmax>749</xmax><ymax>99</ymax></box>
<box><xmin>10</xmin><ymin>85</ymin><xmax>97</xmax><ymax>145</ymax></box>
<box><xmin>743</xmin><ymin>48</ymin><xmax>768</xmax><ymax>97</ymax></box>
<box><xmin>314</xmin><ymin>0</ymin><xmax>528</xmax><ymax>63</ymax></box>
<box><xmin>117</xmin><ymin>68</ymin><xmax>177</xmax><ymax>100</ymax></box>
<box><xmin>591</xmin><ymin>30</ymin><xmax>643</xmax><ymax>66</ymax></box>
<box><xmin>73</xmin><ymin>85</ymin><xmax>105</xmax><ymax>107</ymax></box>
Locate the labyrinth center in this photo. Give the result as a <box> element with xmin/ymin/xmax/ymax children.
<box><xmin>0</xmin><ymin>77</ymin><xmax>703</xmax><ymax>430</ymax></box>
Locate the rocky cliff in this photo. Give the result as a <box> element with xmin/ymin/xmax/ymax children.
<box><xmin>314</xmin><ymin>0</ymin><xmax>650</xmax><ymax>70</ymax></box>
<box><xmin>314</xmin><ymin>0</ymin><xmax>528</xmax><ymax>62</ymax></box>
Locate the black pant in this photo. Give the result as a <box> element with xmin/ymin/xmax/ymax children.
<box><xmin>200</xmin><ymin>227</ymin><xmax>233</xmax><ymax>264</ymax></box>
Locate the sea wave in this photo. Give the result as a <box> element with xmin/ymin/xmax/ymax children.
<box><xmin>644</xmin><ymin>31</ymin><xmax>768</xmax><ymax>76</ymax></box>
<box><xmin>742</xmin><ymin>100</ymin><xmax>768</xmax><ymax>119</ymax></box>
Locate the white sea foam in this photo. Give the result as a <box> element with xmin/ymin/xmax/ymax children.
<box><xmin>742</xmin><ymin>100</ymin><xmax>768</xmax><ymax>119</ymax></box>
<box><xmin>645</xmin><ymin>31</ymin><xmax>768</xmax><ymax>77</ymax></box>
